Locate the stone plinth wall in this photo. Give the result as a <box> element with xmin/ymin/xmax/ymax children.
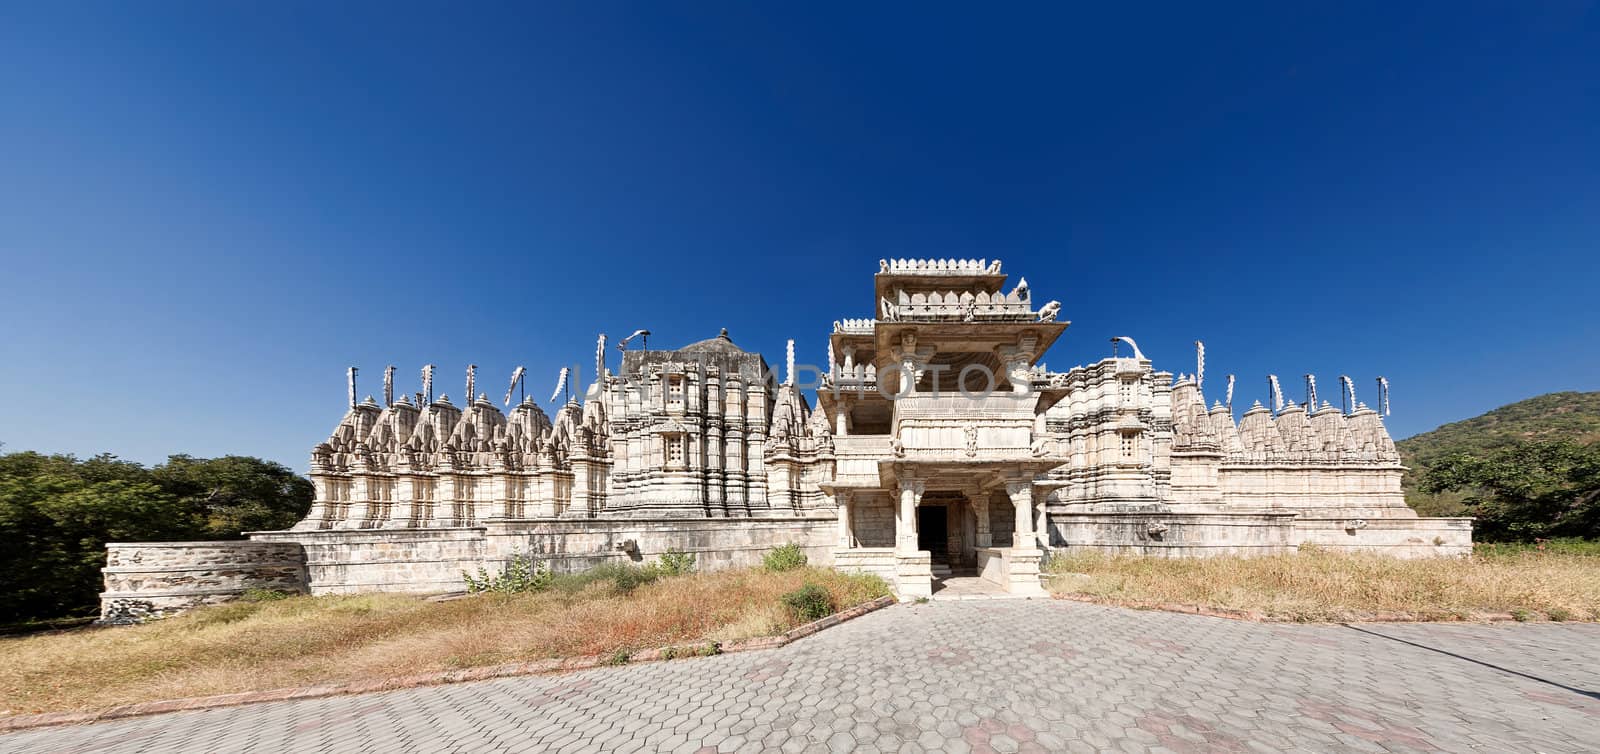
<box><xmin>1217</xmin><ymin>465</ymin><xmax>1410</xmax><ymax>516</ymax></box>
<box><xmin>247</xmin><ymin>518</ymin><xmax>838</xmax><ymax>596</ymax></box>
<box><xmin>99</xmin><ymin>541</ymin><xmax>307</xmax><ymax>624</ymax></box>
<box><xmin>833</xmin><ymin>547</ymin><xmax>896</xmax><ymax>583</ymax></box>
<box><xmin>249</xmin><ymin>528</ymin><xmax>485</xmax><ymax>596</ymax></box>
<box><xmin>1047</xmin><ymin>511</ymin><xmax>1299</xmax><ymax>557</ymax></box>
<box><xmin>487</xmin><ymin>517</ymin><xmax>837</xmax><ymax>574</ymax></box>
<box><xmin>976</xmin><ymin>546</ymin><xmax>1047</xmax><ymax>595</ymax></box>
<box><xmin>1295</xmin><ymin>516</ymin><xmax>1473</xmax><ymax>557</ymax></box>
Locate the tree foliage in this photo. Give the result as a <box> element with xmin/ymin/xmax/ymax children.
<box><xmin>1423</xmin><ymin>440</ymin><xmax>1600</xmax><ymax>542</ymax></box>
<box><xmin>1398</xmin><ymin>391</ymin><xmax>1600</xmax><ymax>514</ymax></box>
<box><xmin>0</xmin><ymin>451</ymin><xmax>312</xmax><ymax>623</ymax></box>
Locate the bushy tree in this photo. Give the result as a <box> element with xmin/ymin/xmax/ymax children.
<box><xmin>1423</xmin><ymin>440</ymin><xmax>1600</xmax><ymax>542</ymax></box>
<box><xmin>0</xmin><ymin>451</ymin><xmax>314</xmax><ymax>623</ymax></box>
<box><xmin>150</xmin><ymin>454</ymin><xmax>314</xmax><ymax>537</ymax></box>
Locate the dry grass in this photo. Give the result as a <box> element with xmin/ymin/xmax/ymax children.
<box><xmin>0</xmin><ymin>567</ymin><xmax>887</xmax><ymax>716</ymax></box>
<box><xmin>1047</xmin><ymin>546</ymin><xmax>1600</xmax><ymax>623</ymax></box>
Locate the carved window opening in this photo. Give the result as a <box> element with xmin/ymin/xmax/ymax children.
<box><xmin>1119</xmin><ymin>378</ymin><xmax>1136</xmax><ymax>406</ymax></box>
<box><xmin>1120</xmin><ymin>432</ymin><xmax>1139</xmax><ymax>460</ymax></box>
<box><xmin>667</xmin><ymin>376</ymin><xmax>685</xmax><ymax>406</ymax></box>
<box><xmin>664</xmin><ymin>433</ymin><xmax>686</xmax><ymax>468</ymax></box>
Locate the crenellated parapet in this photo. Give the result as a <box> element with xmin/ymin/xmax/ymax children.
<box><xmin>878</xmin><ymin>258</ymin><xmax>1000</xmax><ymax>274</ymax></box>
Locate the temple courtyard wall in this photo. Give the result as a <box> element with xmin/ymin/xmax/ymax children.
<box><xmin>100</xmin><ymin>518</ymin><xmax>839</xmax><ymax>619</ymax></box>
<box><xmin>1044</xmin><ymin>511</ymin><xmax>1472</xmax><ymax>558</ymax></box>
<box><xmin>99</xmin><ymin>541</ymin><xmax>309</xmax><ymax>624</ymax></box>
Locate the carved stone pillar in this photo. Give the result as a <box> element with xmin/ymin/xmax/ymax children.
<box><xmin>1007</xmin><ymin>478</ymin><xmax>1036</xmax><ymax>550</ymax></box>
<box><xmin>894</xmin><ymin>477</ymin><xmax>932</xmax><ymax>599</ymax></box>
<box><xmin>435</xmin><ymin>472</ymin><xmax>459</xmax><ymax>527</ymax></box>
<box><xmin>707</xmin><ymin>423</ymin><xmax>726</xmax><ymax>512</ymax></box>
<box><xmin>340</xmin><ymin>462</ymin><xmax>373</xmax><ymax>530</ymax></box>
<box><xmin>296</xmin><ymin>468</ymin><xmax>333</xmax><ymax>531</ymax></box>
<box><xmin>1001</xmin><ymin>477</ymin><xmax>1046</xmax><ymax>596</ymax></box>
<box><xmin>896</xmin><ymin>478</ymin><xmax>924</xmax><ymax>554</ymax></box>
<box><xmin>571</xmin><ymin>453</ymin><xmax>592</xmax><ymax>518</ymax></box>
<box><xmin>483</xmin><ymin>461</ymin><xmax>510</xmax><ymax>522</ymax></box>
<box><xmin>963</xmin><ymin>484</ymin><xmax>991</xmax><ymax>549</ymax></box>
<box><xmin>836</xmin><ymin>491</ymin><xmax>853</xmax><ymax>549</ymax></box>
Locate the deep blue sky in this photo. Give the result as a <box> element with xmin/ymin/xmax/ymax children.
<box><xmin>2</xmin><ymin>3</ymin><xmax>1596</xmax><ymax>471</ymax></box>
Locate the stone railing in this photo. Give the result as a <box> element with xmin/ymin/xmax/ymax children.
<box><xmin>832</xmin><ymin>318</ymin><xmax>876</xmax><ymax>334</ymax></box>
<box><xmin>100</xmin><ymin>541</ymin><xmax>308</xmax><ymax>624</ymax></box>
<box><xmin>827</xmin><ymin>362</ymin><xmax>878</xmax><ymax>383</ymax></box>
<box><xmin>880</xmin><ymin>288</ymin><xmax>1033</xmax><ymax>323</ymax></box>
<box><xmin>879</xmin><ymin>258</ymin><xmax>1000</xmax><ymax>275</ymax></box>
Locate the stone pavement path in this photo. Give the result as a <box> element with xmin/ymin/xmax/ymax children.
<box><xmin>6</xmin><ymin>600</ymin><xmax>1600</xmax><ymax>753</ymax></box>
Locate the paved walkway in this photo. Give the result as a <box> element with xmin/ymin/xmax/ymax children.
<box><xmin>930</xmin><ymin>574</ymin><xmax>1020</xmax><ymax>600</ymax></box>
<box><xmin>6</xmin><ymin>600</ymin><xmax>1600</xmax><ymax>753</ymax></box>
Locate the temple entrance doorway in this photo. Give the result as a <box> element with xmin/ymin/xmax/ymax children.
<box><xmin>917</xmin><ymin>505</ymin><xmax>949</xmax><ymax>564</ymax></box>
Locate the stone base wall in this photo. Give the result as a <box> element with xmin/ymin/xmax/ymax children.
<box><xmin>485</xmin><ymin>517</ymin><xmax>838</xmax><ymax>574</ymax></box>
<box><xmin>248</xmin><ymin>517</ymin><xmax>838</xmax><ymax>596</ymax></box>
<box><xmin>249</xmin><ymin>528</ymin><xmax>486</xmax><ymax>595</ymax></box>
<box><xmin>976</xmin><ymin>546</ymin><xmax>1047</xmax><ymax>595</ymax></box>
<box><xmin>99</xmin><ymin>541</ymin><xmax>308</xmax><ymax>624</ymax></box>
<box><xmin>833</xmin><ymin>547</ymin><xmax>897</xmax><ymax>583</ymax></box>
<box><xmin>1047</xmin><ymin>511</ymin><xmax>1300</xmax><ymax>557</ymax></box>
<box><xmin>1295</xmin><ymin>516</ymin><xmax>1473</xmax><ymax>557</ymax></box>
<box><xmin>1047</xmin><ymin>509</ymin><xmax>1473</xmax><ymax>559</ymax></box>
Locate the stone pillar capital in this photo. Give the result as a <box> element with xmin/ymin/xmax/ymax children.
<box><xmin>1004</xmin><ymin>478</ymin><xmax>1034</xmax><ymax>500</ymax></box>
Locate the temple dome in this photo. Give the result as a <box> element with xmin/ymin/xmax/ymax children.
<box><xmin>678</xmin><ymin>328</ymin><xmax>745</xmax><ymax>354</ymax></box>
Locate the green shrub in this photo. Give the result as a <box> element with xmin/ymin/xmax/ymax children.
<box><xmin>781</xmin><ymin>582</ymin><xmax>835</xmax><ymax>623</ymax></box>
<box><xmin>550</xmin><ymin>562</ymin><xmax>662</xmax><ymax>594</ymax></box>
<box><xmin>763</xmin><ymin>544</ymin><xmax>808</xmax><ymax>572</ymax></box>
<box><xmin>241</xmin><ymin>588</ymin><xmax>292</xmax><ymax>602</ymax></box>
<box><xmin>606</xmin><ymin>649</ymin><xmax>631</xmax><ymax>666</ymax></box>
<box><xmin>463</xmin><ymin>552</ymin><xmax>552</xmax><ymax>594</ymax></box>
<box><xmin>656</xmin><ymin>548</ymin><xmax>697</xmax><ymax>576</ymax></box>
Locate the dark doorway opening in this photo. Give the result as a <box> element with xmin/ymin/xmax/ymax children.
<box><xmin>917</xmin><ymin>505</ymin><xmax>948</xmax><ymax>562</ymax></box>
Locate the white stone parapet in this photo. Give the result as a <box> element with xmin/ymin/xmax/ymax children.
<box><xmin>879</xmin><ymin>258</ymin><xmax>999</xmax><ymax>274</ymax></box>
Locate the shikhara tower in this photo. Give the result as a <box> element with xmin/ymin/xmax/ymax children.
<box><xmin>100</xmin><ymin>259</ymin><xmax>1471</xmax><ymax>620</ymax></box>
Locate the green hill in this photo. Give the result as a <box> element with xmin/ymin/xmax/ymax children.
<box><xmin>1398</xmin><ymin>391</ymin><xmax>1600</xmax><ymax>514</ymax></box>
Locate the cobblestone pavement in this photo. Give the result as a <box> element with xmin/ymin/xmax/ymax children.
<box><xmin>7</xmin><ymin>600</ymin><xmax>1600</xmax><ymax>753</ymax></box>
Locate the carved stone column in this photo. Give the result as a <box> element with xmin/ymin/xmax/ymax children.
<box><xmin>894</xmin><ymin>476</ymin><xmax>932</xmax><ymax>599</ymax></box>
<box><xmin>960</xmin><ymin>483</ymin><xmax>985</xmax><ymax>547</ymax></box>
<box><xmin>1007</xmin><ymin>478</ymin><xmax>1036</xmax><ymax>549</ymax></box>
<box><xmin>339</xmin><ymin>458</ymin><xmax>373</xmax><ymax>529</ymax></box>
<box><xmin>1002</xmin><ymin>476</ymin><xmax>1047</xmax><ymax>596</ymax></box>
<box><xmin>295</xmin><ymin>469</ymin><xmax>334</xmax><ymax>531</ymax></box>
<box><xmin>435</xmin><ymin>472</ymin><xmax>459</xmax><ymax>527</ymax></box>
<box><xmin>571</xmin><ymin>452</ymin><xmax>592</xmax><ymax>518</ymax></box>
<box><xmin>897</xmin><ymin>478</ymin><xmax>925</xmax><ymax>554</ymax></box>
<box><xmin>836</xmin><ymin>491</ymin><xmax>853</xmax><ymax>549</ymax></box>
